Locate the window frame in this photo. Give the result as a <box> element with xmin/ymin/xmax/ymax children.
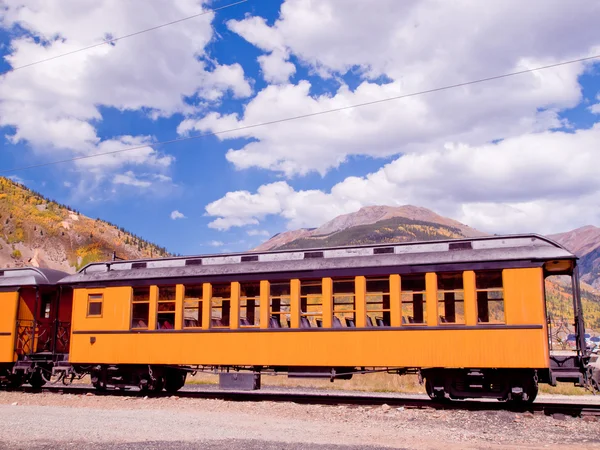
<box><xmin>211</xmin><ymin>283</ymin><xmax>231</xmax><ymax>328</ymax></box>
<box><xmin>156</xmin><ymin>286</ymin><xmax>176</xmax><ymax>330</ymax></box>
<box><xmin>437</xmin><ymin>272</ymin><xmax>465</xmax><ymax>325</ymax></box>
<box><xmin>269</xmin><ymin>281</ymin><xmax>291</xmax><ymax>328</ymax></box>
<box><xmin>475</xmin><ymin>270</ymin><xmax>505</xmax><ymax>324</ymax></box>
<box><xmin>300</xmin><ymin>279</ymin><xmax>323</xmax><ymax>328</ymax></box>
<box><xmin>240</xmin><ymin>282</ymin><xmax>261</xmax><ymax>328</ymax></box>
<box><xmin>183</xmin><ymin>285</ymin><xmax>203</xmax><ymax>329</ymax></box>
<box><xmin>86</xmin><ymin>293</ymin><xmax>103</xmax><ymax>318</ymax></box>
<box><xmin>366</xmin><ymin>277</ymin><xmax>391</xmax><ymax>327</ymax></box>
<box><xmin>400</xmin><ymin>274</ymin><xmax>427</xmax><ymax>325</ymax></box>
<box><xmin>131</xmin><ymin>287</ymin><xmax>150</xmax><ymax>330</ymax></box>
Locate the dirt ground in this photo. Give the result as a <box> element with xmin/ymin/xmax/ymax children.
<box><xmin>0</xmin><ymin>390</ymin><xmax>599</xmax><ymax>449</ymax></box>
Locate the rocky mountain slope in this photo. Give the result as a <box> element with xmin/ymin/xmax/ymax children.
<box><xmin>550</xmin><ymin>225</ymin><xmax>600</xmax><ymax>290</ymax></box>
<box><xmin>255</xmin><ymin>205</ymin><xmax>484</xmax><ymax>251</ymax></box>
<box><xmin>0</xmin><ymin>177</ymin><xmax>169</xmax><ymax>272</ymax></box>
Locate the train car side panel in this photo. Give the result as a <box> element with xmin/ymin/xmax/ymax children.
<box><xmin>69</xmin><ymin>327</ymin><xmax>549</xmax><ymax>368</ymax></box>
<box><xmin>0</xmin><ymin>291</ymin><xmax>18</xmax><ymax>363</ymax></box>
<box><xmin>72</xmin><ymin>287</ymin><xmax>132</xmax><ymax>332</ymax></box>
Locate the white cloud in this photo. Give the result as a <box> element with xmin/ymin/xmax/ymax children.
<box><xmin>170</xmin><ymin>210</ymin><xmax>186</xmax><ymax>220</ymax></box>
<box><xmin>205</xmin><ymin>126</ymin><xmax>600</xmax><ymax>234</ymax></box>
<box><xmin>590</xmin><ymin>94</ymin><xmax>600</xmax><ymax>114</ymax></box>
<box><xmin>0</xmin><ymin>0</ymin><xmax>251</xmax><ymax>177</ymax></box>
<box><xmin>247</xmin><ymin>229</ymin><xmax>270</xmax><ymax>237</ymax></box>
<box><xmin>112</xmin><ymin>171</ymin><xmax>152</xmax><ymax>188</ymax></box>
<box><xmin>63</xmin><ymin>181</ymin><xmax>72</xmax><ymax>188</ymax></box>
<box><xmin>7</xmin><ymin>175</ymin><xmax>24</xmax><ymax>184</ymax></box>
<box><xmin>112</xmin><ymin>171</ymin><xmax>172</xmax><ymax>189</ymax></box>
<box><xmin>208</xmin><ymin>240</ymin><xmax>224</xmax><ymax>247</ymax></box>
<box><xmin>257</xmin><ymin>50</ymin><xmax>296</xmax><ymax>84</ymax></box>
<box><xmin>187</xmin><ymin>0</ymin><xmax>600</xmax><ymax>177</ymax></box>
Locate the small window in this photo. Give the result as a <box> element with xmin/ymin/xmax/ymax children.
<box><xmin>211</xmin><ymin>283</ymin><xmax>231</xmax><ymax>328</ymax></box>
<box><xmin>240</xmin><ymin>282</ymin><xmax>260</xmax><ymax>327</ymax></box>
<box><xmin>40</xmin><ymin>293</ymin><xmax>53</xmax><ymax>319</ymax></box>
<box><xmin>131</xmin><ymin>287</ymin><xmax>150</xmax><ymax>329</ymax></box>
<box><xmin>401</xmin><ymin>275</ymin><xmax>426</xmax><ymax>324</ymax></box>
<box><xmin>437</xmin><ymin>272</ymin><xmax>464</xmax><ymax>324</ymax></box>
<box><xmin>270</xmin><ymin>282</ymin><xmax>291</xmax><ymax>328</ymax></box>
<box><xmin>300</xmin><ymin>280</ymin><xmax>322</xmax><ymax>327</ymax></box>
<box><xmin>333</xmin><ymin>279</ymin><xmax>355</xmax><ymax>327</ymax></box>
<box><xmin>366</xmin><ymin>277</ymin><xmax>390</xmax><ymax>327</ymax></box>
<box><xmin>157</xmin><ymin>286</ymin><xmax>176</xmax><ymax>330</ymax></box>
<box><xmin>87</xmin><ymin>294</ymin><xmax>103</xmax><ymax>317</ymax></box>
<box><xmin>476</xmin><ymin>271</ymin><xmax>505</xmax><ymax>323</ymax></box>
<box><xmin>183</xmin><ymin>285</ymin><xmax>203</xmax><ymax>328</ymax></box>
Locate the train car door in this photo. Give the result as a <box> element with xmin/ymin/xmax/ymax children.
<box><xmin>0</xmin><ymin>289</ymin><xmax>19</xmax><ymax>364</ymax></box>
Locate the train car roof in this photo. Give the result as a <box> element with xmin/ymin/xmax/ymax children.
<box><xmin>59</xmin><ymin>234</ymin><xmax>576</xmax><ymax>286</ymax></box>
<box><xmin>0</xmin><ymin>267</ymin><xmax>70</xmax><ymax>288</ymax></box>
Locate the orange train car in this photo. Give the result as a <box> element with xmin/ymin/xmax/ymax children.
<box><xmin>0</xmin><ymin>234</ymin><xmax>595</xmax><ymax>401</ymax></box>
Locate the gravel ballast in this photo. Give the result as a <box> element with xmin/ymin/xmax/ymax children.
<box><xmin>0</xmin><ymin>391</ymin><xmax>599</xmax><ymax>449</ymax></box>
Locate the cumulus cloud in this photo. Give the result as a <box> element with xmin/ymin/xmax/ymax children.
<box><xmin>184</xmin><ymin>0</ymin><xmax>600</xmax><ymax>177</ymax></box>
<box><xmin>205</xmin><ymin>126</ymin><xmax>600</xmax><ymax>234</ymax></box>
<box><xmin>112</xmin><ymin>171</ymin><xmax>172</xmax><ymax>189</ymax></box>
<box><xmin>247</xmin><ymin>229</ymin><xmax>271</xmax><ymax>237</ymax></box>
<box><xmin>170</xmin><ymin>210</ymin><xmax>186</xmax><ymax>220</ymax></box>
<box><xmin>208</xmin><ymin>240</ymin><xmax>224</xmax><ymax>247</ymax></box>
<box><xmin>0</xmin><ymin>0</ymin><xmax>251</xmax><ymax>178</ymax></box>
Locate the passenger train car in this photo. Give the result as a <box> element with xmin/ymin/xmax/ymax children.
<box><xmin>0</xmin><ymin>234</ymin><xmax>597</xmax><ymax>401</ymax></box>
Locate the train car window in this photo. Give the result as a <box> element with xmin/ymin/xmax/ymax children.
<box><xmin>40</xmin><ymin>293</ymin><xmax>53</xmax><ymax>319</ymax></box>
<box><xmin>156</xmin><ymin>286</ymin><xmax>176</xmax><ymax>330</ymax></box>
<box><xmin>211</xmin><ymin>283</ymin><xmax>231</xmax><ymax>328</ymax></box>
<box><xmin>240</xmin><ymin>282</ymin><xmax>261</xmax><ymax>327</ymax></box>
<box><xmin>131</xmin><ymin>287</ymin><xmax>150</xmax><ymax>329</ymax></box>
<box><xmin>86</xmin><ymin>294</ymin><xmax>103</xmax><ymax>318</ymax></box>
<box><xmin>366</xmin><ymin>277</ymin><xmax>390</xmax><ymax>327</ymax></box>
<box><xmin>437</xmin><ymin>272</ymin><xmax>465</xmax><ymax>324</ymax></box>
<box><xmin>183</xmin><ymin>285</ymin><xmax>203</xmax><ymax>328</ymax></box>
<box><xmin>270</xmin><ymin>282</ymin><xmax>291</xmax><ymax>328</ymax></box>
<box><xmin>333</xmin><ymin>279</ymin><xmax>355</xmax><ymax>326</ymax></box>
<box><xmin>401</xmin><ymin>275</ymin><xmax>427</xmax><ymax>324</ymax></box>
<box><xmin>300</xmin><ymin>280</ymin><xmax>322</xmax><ymax>327</ymax></box>
<box><xmin>476</xmin><ymin>271</ymin><xmax>505</xmax><ymax>323</ymax></box>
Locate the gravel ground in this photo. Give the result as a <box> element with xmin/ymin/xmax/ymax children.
<box><xmin>0</xmin><ymin>391</ymin><xmax>599</xmax><ymax>449</ymax></box>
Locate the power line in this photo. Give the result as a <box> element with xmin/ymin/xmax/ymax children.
<box><xmin>0</xmin><ymin>0</ymin><xmax>248</xmax><ymax>76</ymax></box>
<box><xmin>1</xmin><ymin>53</ymin><xmax>599</xmax><ymax>175</ymax></box>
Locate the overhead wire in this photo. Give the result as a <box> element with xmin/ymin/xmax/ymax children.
<box><xmin>2</xmin><ymin>53</ymin><xmax>599</xmax><ymax>175</ymax></box>
<box><xmin>0</xmin><ymin>0</ymin><xmax>248</xmax><ymax>76</ymax></box>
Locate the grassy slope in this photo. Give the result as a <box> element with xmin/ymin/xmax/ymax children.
<box><xmin>0</xmin><ymin>177</ymin><xmax>169</xmax><ymax>272</ymax></box>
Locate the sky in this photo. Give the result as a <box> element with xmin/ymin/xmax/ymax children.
<box><xmin>1</xmin><ymin>0</ymin><xmax>599</xmax><ymax>255</ymax></box>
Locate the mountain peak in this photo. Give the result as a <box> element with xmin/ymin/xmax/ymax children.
<box><xmin>254</xmin><ymin>204</ymin><xmax>486</xmax><ymax>251</ymax></box>
<box><xmin>312</xmin><ymin>204</ymin><xmax>484</xmax><ymax>238</ymax></box>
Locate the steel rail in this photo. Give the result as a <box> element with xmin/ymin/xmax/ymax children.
<box><xmin>11</xmin><ymin>384</ymin><xmax>600</xmax><ymax>417</ymax></box>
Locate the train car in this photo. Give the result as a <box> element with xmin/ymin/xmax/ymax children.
<box><xmin>0</xmin><ymin>267</ymin><xmax>71</xmax><ymax>388</ymax></box>
<box><xmin>55</xmin><ymin>234</ymin><xmax>592</xmax><ymax>401</ymax></box>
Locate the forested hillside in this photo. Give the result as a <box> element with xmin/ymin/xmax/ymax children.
<box><xmin>0</xmin><ymin>177</ymin><xmax>169</xmax><ymax>272</ymax></box>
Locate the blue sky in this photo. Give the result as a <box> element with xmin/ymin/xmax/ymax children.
<box><xmin>1</xmin><ymin>0</ymin><xmax>600</xmax><ymax>255</ymax></box>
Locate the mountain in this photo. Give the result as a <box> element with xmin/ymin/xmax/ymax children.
<box><xmin>255</xmin><ymin>205</ymin><xmax>485</xmax><ymax>251</ymax></box>
<box><xmin>549</xmin><ymin>226</ymin><xmax>600</xmax><ymax>290</ymax></box>
<box><xmin>257</xmin><ymin>206</ymin><xmax>600</xmax><ymax>332</ymax></box>
<box><xmin>0</xmin><ymin>177</ymin><xmax>169</xmax><ymax>272</ymax></box>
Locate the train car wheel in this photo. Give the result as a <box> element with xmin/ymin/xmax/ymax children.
<box><xmin>425</xmin><ymin>378</ymin><xmax>446</xmax><ymax>401</ymax></box>
<box><xmin>28</xmin><ymin>371</ymin><xmax>46</xmax><ymax>389</ymax></box>
<box><xmin>165</xmin><ymin>371</ymin><xmax>186</xmax><ymax>394</ymax></box>
<box><xmin>151</xmin><ymin>376</ymin><xmax>165</xmax><ymax>393</ymax></box>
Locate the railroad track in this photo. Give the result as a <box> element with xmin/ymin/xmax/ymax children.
<box><xmin>11</xmin><ymin>384</ymin><xmax>600</xmax><ymax>417</ymax></box>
